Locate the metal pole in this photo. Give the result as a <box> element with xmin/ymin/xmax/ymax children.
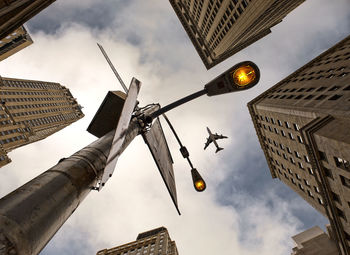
<box><xmin>162</xmin><ymin>114</ymin><xmax>194</xmax><ymax>169</ymax></box>
<box><xmin>0</xmin><ymin>118</ymin><xmax>142</xmax><ymax>255</ymax></box>
<box><xmin>149</xmin><ymin>89</ymin><xmax>207</xmax><ymax>120</ymax></box>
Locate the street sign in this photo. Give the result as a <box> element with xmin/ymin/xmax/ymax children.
<box><xmin>143</xmin><ymin>118</ymin><xmax>181</xmax><ymax>215</ymax></box>
<box><xmin>99</xmin><ymin>77</ymin><xmax>141</xmax><ymax>190</ymax></box>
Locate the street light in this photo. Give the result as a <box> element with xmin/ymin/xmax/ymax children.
<box><xmin>191</xmin><ymin>168</ymin><xmax>206</xmax><ymax>192</ymax></box>
<box><xmin>147</xmin><ymin>60</ymin><xmax>260</xmax><ymax>120</ymax></box>
<box><xmin>162</xmin><ymin>113</ymin><xmax>206</xmax><ymax>192</ymax></box>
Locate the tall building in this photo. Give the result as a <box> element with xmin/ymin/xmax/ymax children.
<box><xmin>0</xmin><ymin>0</ymin><xmax>56</xmax><ymax>40</ymax></box>
<box><xmin>0</xmin><ymin>76</ymin><xmax>84</xmax><ymax>167</ymax></box>
<box><xmin>96</xmin><ymin>227</ymin><xmax>179</xmax><ymax>255</ymax></box>
<box><xmin>0</xmin><ymin>26</ymin><xmax>33</xmax><ymax>61</ymax></box>
<box><xmin>291</xmin><ymin>226</ymin><xmax>338</xmax><ymax>255</ymax></box>
<box><xmin>248</xmin><ymin>34</ymin><xmax>350</xmax><ymax>255</ymax></box>
<box><xmin>169</xmin><ymin>0</ymin><xmax>305</xmax><ymax>69</ymax></box>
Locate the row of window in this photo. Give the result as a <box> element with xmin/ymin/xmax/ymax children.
<box><xmin>0</xmin><ymin>120</ymin><xmax>11</xmax><ymax>126</ymax></box>
<box><xmin>258</xmin><ymin>115</ymin><xmax>300</xmax><ymax>131</ymax></box>
<box><xmin>312</xmin><ymin>51</ymin><xmax>350</xmax><ymax>67</ymax></box>
<box><xmin>209</xmin><ymin>0</ymin><xmax>249</xmax><ymax>49</ymax></box>
<box><xmin>11</xmin><ymin>107</ymin><xmax>74</xmax><ymax>118</ymax></box>
<box><xmin>273</xmin><ymin>84</ymin><xmax>350</xmax><ymax>97</ymax></box>
<box><xmin>292</xmin><ymin>66</ymin><xmax>347</xmax><ymax>80</ymax></box>
<box><xmin>0</xmin><ymin>91</ymin><xmax>63</xmax><ymax>96</ymax></box>
<box><xmin>6</xmin><ymin>102</ymin><xmax>71</xmax><ymax>110</ymax></box>
<box><xmin>279</xmin><ymin>168</ymin><xmax>324</xmax><ymax>206</ymax></box>
<box><xmin>0</xmin><ymin>127</ymin><xmax>24</xmax><ymax>136</ymax></box>
<box><xmin>267</xmin><ymin>143</ymin><xmax>310</xmax><ymax>166</ymax></box>
<box><xmin>2</xmin><ymin>80</ymin><xmax>61</xmax><ymax>90</ymax></box>
<box><xmin>268</xmin><ymin>93</ymin><xmax>346</xmax><ymax>101</ymax></box>
<box><xmin>263</xmin><ymin>124</ymin><xmax>304</xmax><ymax>143</ymax></box>
<box><xmin>0</xmin><ymin>135</ymin><xmax>25</xmax><ymax>145</ymax></box>
<box><xmin>1</xmin><ymin>96</ymin><xmax>67</xmax><ymax>103</ymax></box>
<box><xmin>199</xmin><ymin>0</ymin><xmax>223</xmax><ymax>36</ymax></box>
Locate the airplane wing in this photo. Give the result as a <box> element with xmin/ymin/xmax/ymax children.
<box><xmin>214</xmin><ymin>134</ymin><xmax>228</xmax><ymax>140</ymax></box>
<box><xmin>204</xmin><ymin>139</ymin><xmax>212</xmax><ymax>150</ymax></box>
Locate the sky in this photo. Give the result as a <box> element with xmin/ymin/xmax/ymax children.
<box><xmin>0</xmin><ymin>0</ymin><xmax>350</xmax><ymax>254</ymax></box>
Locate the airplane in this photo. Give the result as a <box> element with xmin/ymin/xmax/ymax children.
<box><xmin>204</xmin><ymin>127</ymin><xmax>228</xmax><ymax>153</ymax></box>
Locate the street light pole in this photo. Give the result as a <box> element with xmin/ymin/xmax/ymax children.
<box><xmin>0</xmin><ymin>113</ymin><xmax>148</xmax><ymax>255</ymax></box>
<box><xmin>148</xmin><ymin>60</ymin><xmax>260</xmax><ymax>121</ymax></box>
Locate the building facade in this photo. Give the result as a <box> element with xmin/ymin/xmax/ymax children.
<box><xmin>0</xmin><ymin>26</ymin><xmax>33</xmax><ymax>61</ymax></box>
<box><xmin>291</xmin><ymin>225</ymin><xmax>339</xmax><ymax>255</ymax></box>
<box><xmin>248</xmin><ymin>34</ymin><xmax>350</xmax><ymax>255</ymax></box>
<box><xmin>96</xmin><ymin>227</ymin><xmax>179</xmax><ymax>255</ymax></box>
<box><xmin>169</xmin><ymin>0</ymin><xmax>305</xmax><ymax>69</ymax></box>
<box><xmin>0</xmin><ymin>76</ymin><xmax>84</xmax><ymax>167</ymax></box>
<box><xmin>0</xmin><ymin>0</ymin><xmax>56</xmax><ymax>40</ymax></box>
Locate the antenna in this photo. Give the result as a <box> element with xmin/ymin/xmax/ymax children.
<box><xmin>97</xmin><ymin>43</ymin><xmax>128</xmax><ymax>93</ymax></box>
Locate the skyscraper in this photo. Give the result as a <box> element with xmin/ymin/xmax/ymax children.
<box><xmin>0</xmin><ymin>0</ymin><xmax>56</xmax><ymax>40</ymax></box>
<box><xmin>0</xmin><ymin>26</ymin><xmax>33</xmax><ymax>61</ymax></box>
<box><xmin>291</xmin><ymin>226</ymin><xmax>338</xmax><ymax>255</ymax></box>
<box><xmin>248</xmin><ymin>34</ymin><xmax>350</xmax><ymax>255</ymax></box>
<box><xmin>169</xmin><ymin>0</ymin><xmax>305</xmax><ymax>69</ymax></box>
<box><xmin>96</xmin><ymin>227</ymin><xmax>179</xmax><ymax>255</ymax></box>
<box><xmin>0</xmin><ymin>76</ymin><xmax>84</xmax><ymax>167</ymax></box>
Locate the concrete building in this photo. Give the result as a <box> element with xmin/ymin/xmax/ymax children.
<box><xmin>248</xmin><ymin>34</ymin><xmax>350</xmax><ymax>255</ymax></box>
<box><xmin>169</xmin><ymin>0</ymin><xmax>305</xmax><ymax>69</ymax></box>
<box><xmin>0</xmin><ymin>76</ymin><xmax>84</xmax><ymax>167</ymax></box>
<box><xmin>96</xmin><ymin>227</ymin><xmax>179</xmax><ymax>255</ymax></box>
<box><xmin>0</xmin><ymin>0</ymin><xmax>56</xmax><ymax>40</ymax></box>
<box><xmin>0</xmin><ymin>26</ymin><xmax>33</xmax><ymax>61</ymax></box>
<box><xmin>291</xmin><ymin>226</ymin><xmax>339</xmax><ymax>255</ymax></box>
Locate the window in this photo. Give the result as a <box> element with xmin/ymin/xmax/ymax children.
<box><xmin>334</xmin><ymin>156</ymin><xmax>350</xmax><ymax>170</ymax></box>
<box><xmin>277</xmin><ymin>120</ymin><xmax>282</xmax><ymax>126</ymax></box>
<box><xmin>332</xmin><ymin>191</ymin><xmax>341</xmax><ymax>204</ymax></box>
<box><xmin>298</xmin><ymin>162</ymin><xmax>304</xmax><ymax>169</ymax></box>
<box><xmin>287</xmin><ymin>147</ymin><xmax>292</xmax><ymax>154</ymax></box>
<box><xmin>318</xmin><ymin>197</ymin><xmax>324</xmax><ymax>205</ymax></box>
<box><xmin>308</xmin><ymin>167</ymin><xmax>314</xmax><ymax>175</ymax></box>
<box><xmin>304</xmin><ymin>179</ymin><xmax>310</xmax><ymax>186</ymax></box>
<box><xmin>304</xmin><ymin>155</ymin><xmax>310</xmax><ymax>163</ymax></box>
<box><xmin>314</xmin><ymin>186</ymin><xmax>320</xmax><ymax>193</ymax></box>
<box><xmin>289</xmin><ymin>133</ymin><xmax>295</xmax><ymax>140</ymax></box>
<box><xmin>324</xmin><ymin>167</ymin><xmax>333</xmax><ymax>179</ymax></box>
<box><xmin>295</xmin><ymin>151</ymin><xmax>301</xmax><ymax>158</ymax></box>
<box><xmin>293</xmin><ymin>124</ymin><xmax>300</xmax><ymax>131</ymax></box>
<box><xmin>307</xmin><ymin>190</ymin><xmax>314</xmax><ymax>198</ymax></box>
<box><xmin>315</xmin><ymin>95</ymin><xmax>327</xmax><ymax>100</ymax></box>
<box><xmin>318</xmin><ymin>151</ymin><xmax>327</xmax><ymax>161</ymax></box>
<box><xmin>290</xmin><ymin>157</ymin><xmax>295</xmax><ymax>164</ymax></box>
<box><xmin>337</xmin><ymin>207</ymin><xmax>347</xmax><ymax>221</ymax></box>
<box><xmin>298</xmin><ymin>183</ymin><xmax>304</xmax><ymax>191</ymax></box>
<box><xmin>281</xmin><ymin>130</ymin><xmax>286</xmax><ymax>137</ymax></box>
<box><xmin>297</xmin><ymin>135</ymin><xmax>304</xmax><ymax>143</ymax></box>
<box><xmin>329</xmin><ymin>94</ymin><xmax>342</xmax><ymax>100</ymax></box>
<box><xmin>285</xmin><ymin>121</ymin><xmax>291</xmax><ymax>128</ymax></box>
<box><xmin>341</xmin><ymin>175</ymin><xmax>350</xmax><ymax>188</ymax></box>
<box><xmin>296</xmin><ymin>173</ymin><xmax>301</xmax><ymax>180</ymax></box>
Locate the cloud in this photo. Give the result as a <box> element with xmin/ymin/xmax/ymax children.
<box><xmin>0</xmin><ymin>0</ymin><xmax>349</xmax><ymax>254</ymax></box>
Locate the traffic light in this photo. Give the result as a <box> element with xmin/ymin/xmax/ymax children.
<box><xmin>204</xmin><ymin>61</ymin><xmax>260</xmax><ymax>96</ymax></box>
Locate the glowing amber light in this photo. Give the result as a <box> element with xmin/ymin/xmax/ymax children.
<box><xmin>194</xmin><ymin>180</ymin><xmax>206</xmax><ymax>191</ymax></box>
<box><xmin>232</xmin><ymin>65</ymin><xmax>256</xmax><ymax>87</ymax></box>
